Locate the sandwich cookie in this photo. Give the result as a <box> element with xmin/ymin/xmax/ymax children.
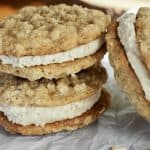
<box><xmin>106</xmin><ymin>7</ymin><xmax>150</xmax><ymax>122</ymax></box>
<box><xmin>0</xmin><ymin>66</ymin><xmax>110</xmax><ymax>135</ymax></box>
<box><xmin>0</xmin><ymin>4</ymin><xmax>110</xmax><ymax>81</ymax></box>
<box><xmin>0</xmin><ymin>89</ymin><xmax>110</xmax><ymax>135</ymax></box>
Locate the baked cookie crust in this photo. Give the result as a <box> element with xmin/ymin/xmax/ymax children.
<box><xmin>0</xmin><ymin>89</ymin><xmax>111</xmax><ymax>135</ymax></box>
<box><xmin>106</xmin><ymin>21</ymin><xmax>150</xmax><ymax>122</ymax></box>
<box><xmin>0</xmin><ymin>4</ymin><xmax>110</xmax><ymax>57</ymax></box>
<box><xmin>136</xmin><ymin>7</ymin><xmax>150</xmax><ymax>72</ymax></box>
<box><xmin>0</xmin><ymin>66</ymin><xmax>107</xmax><ymax>107</ymax></box>
<box><xmin>0</xmin><ymin>46</ymin><xmax>106</xmax><ymax>81</ymax></box>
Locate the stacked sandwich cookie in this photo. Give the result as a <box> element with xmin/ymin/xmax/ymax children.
<box><xmin>106</xmin><ymin>7</ymin><xmax>150</xmax><ymax>122</ymax></box>
<box><xmin>0</xmin><ymin>4</ymin><xmax>111</xmax><ymax>135</ymax></box>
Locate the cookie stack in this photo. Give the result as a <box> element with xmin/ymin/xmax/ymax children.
<box><xmin>0</xmin><ymin>4</ymin><xmax>111</xmax><ymax>135</ymax></box>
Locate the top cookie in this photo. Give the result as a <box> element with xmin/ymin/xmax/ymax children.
<box><xmin>0</xmin><ymin>4</ymin><xmax>110</xmax><ymax>57</ymax></box>
<box><xmin>136</xmin><ymin>7</ymin><xmax>150</xmax><ymax>71</ymax></box>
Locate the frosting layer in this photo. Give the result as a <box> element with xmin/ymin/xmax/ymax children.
<box><xmin>0</xmin><ymin>89</ymin><xmax>101</xmax><ymax>126</ymax></box>
<box><xmin>0</xmin><ymin>39</ymin><xmax>103</xmax><ymax>68</ymax></box>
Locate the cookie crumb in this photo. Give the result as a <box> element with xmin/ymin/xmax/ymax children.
<box><xmin>111</xmin><ymin>146</ymin><xmax>127</xmax><ymax>150</ymax></box>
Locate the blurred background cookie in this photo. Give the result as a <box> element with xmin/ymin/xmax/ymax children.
<box><xmin>80</xmin><ymin>0</ymin><xmax>150</xmax><ymax>17</ymax></box>
<box><xmin>106</xmin><ymin>7</ymin><xmax>150</xmax><ymax>122</ymax></box>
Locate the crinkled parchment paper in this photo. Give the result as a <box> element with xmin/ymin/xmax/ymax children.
<box><xmin>0</xmin><ymin>54</ymin><xmax>149</xmax><ymax>150</ymax></box>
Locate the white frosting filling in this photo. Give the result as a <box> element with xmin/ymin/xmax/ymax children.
<box><xmin>0</xmin><ymin>90</ymin><xmax>101</xmax><ymax>126</ymax></box>
<box><xmin>0</xmin><ymin>39</ymin><xmax>103</xmax><ymax>68</ymax></box>
<box><xmin>118</xmin><ymin>11</ymin><xmax>150</xmax><ymax>100</ymax></box>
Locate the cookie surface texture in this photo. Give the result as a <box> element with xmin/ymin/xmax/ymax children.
<box><xmin>0</xmin><ymin>4</ymin><xmax>110</xmax><ymax>56</ymax></box>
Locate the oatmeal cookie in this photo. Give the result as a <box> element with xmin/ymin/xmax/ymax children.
<box><xmin>0</xmin><ymin>4</ymin><xmax>110</xmax><ymax>57</ymax></box>
<box><xmin>106</xmin><ymin>21</ymin><xmax>150</xmax><ymax>122</ymax></box>
<box><xmin>0</xmin><ymin>66</ymin><xmax>107</xmax><ymax>107</ymax></box>
<box><xmin>0</xmin><ymin>89</ymin><xmax>111</xmax><ymax>135</ymax></box>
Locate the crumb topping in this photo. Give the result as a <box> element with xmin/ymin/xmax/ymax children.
<box><xmin>0</xmin><ymin>66</ymin><xmax>105</xmax><ymax>106</ymax></box>
<box><xmin>0</xmin><ymin>4</ymin><xmax>110</xmax><ymax>56</ymax></box>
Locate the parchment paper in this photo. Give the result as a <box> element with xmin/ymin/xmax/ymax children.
<box><xmin>0</xmin><ymin>54</ymin><xmax>149</xmax><ymax>150</ymax></box>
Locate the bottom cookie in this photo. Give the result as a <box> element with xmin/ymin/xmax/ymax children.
<box><xmin>0</xmin><ymin>89</ymin><xmax>110</xmax><ymax>135</ymax></box>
